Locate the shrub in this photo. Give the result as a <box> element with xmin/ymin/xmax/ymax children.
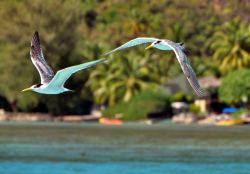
<box><xmin>170</xmin><ymin>91</ymin><xmax>192</xmax><ymax>102</ymax></box>
<box><xmin>219</xmin><ymin>69</ymin><xmax>250</xmax><ymax>105</ymax></box>
<box><xmin>189</xmin><ymin>103</ymin><xmax>201</xmax><ymax>114</ymax></box>
<box><xmin>102</xmin><ymin>90</ymin><xmax>171</xmax><ymax>121</ymax></box>
<box><xmin>231</xmin><ymin>108</ymin><xmax>249</xmax><ymax>119</ymax></box>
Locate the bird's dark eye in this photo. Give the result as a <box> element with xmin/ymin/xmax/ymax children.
<box><xmin>34</xmin><ymin>84</ymin><xmax>42</xmax><ymax>88</ymax></box>
<box><xmin>155</xmin><ymin>40</ymin><xmax>161</xmax><ymax>44</ymax></box>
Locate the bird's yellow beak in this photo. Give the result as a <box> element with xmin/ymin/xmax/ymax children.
<box><xmin>22</xmin><ymin>87</ymin><xmax>32</xmax><ymax>92</ymax></box>
<box><xmin>145</xmin><ymin>45</ymin><xmax>153</xmax><ymax>50</ymax></box>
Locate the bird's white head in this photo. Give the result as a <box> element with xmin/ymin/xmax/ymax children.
<box><xmin>22</xmin><ymin>84</ymin><xmax>43</xmax><ymax>92</ymax></box>
<box><xmin>145</xmin><ymin>40</ymin><xmax>169</xmax><ymax>51</ymax></box>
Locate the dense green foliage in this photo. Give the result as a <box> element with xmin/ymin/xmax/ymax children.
<box><xmin>209</xmin><ymin>18</ymin><xmax>250</xmax><ymax>74</ymax></box>
<box><xmin>170</xmin><ymin>92</ymin><xmax>192</xmax><ymax>103</ymax></box>
<box><xmin>0</xmin><ymin>0</ymin><xmax>249</xmax><ymax>114</ymax></box>
<box><xmin>0</xmin><ymin>0</ymin><xmax>86</xmax><ymax>113</ymax></box>
<box><xmin>84</xmin><ymin>0</ymin><xmax>250</xmax><ymax>106</ymax></box>
<box><xmin>87</xmin><ymin>54</ymin><xmax>163</xmax><ymax>106</ymax></box>
<box><xmin>219</xmin><ymin>69</ymin><xmax>250</xmax><ymax>104</ymax></box>
<box><xmin>189</xmin><ymin>103</ymin><xmax>201</xmax><ymax>114</ymax></box>
<box><xmin>102</xmin><ymin>90</ymin><xmax>171</xmax><ymax>121</ymax></box>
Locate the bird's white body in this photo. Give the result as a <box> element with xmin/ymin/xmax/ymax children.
<box><xmin>30</xmin><ymin>84</ymin><xmax>70</xmax><ymax>94</ymax></box>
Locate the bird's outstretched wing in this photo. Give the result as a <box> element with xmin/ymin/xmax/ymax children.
<box><xmin>103</xmin><ymin>37</ymin><xmax>159</xmax><ymax>56</ymax></box>
<box><xmin>46</xmin><ymin>59</ymin><xmax>105</xmax><ymax>89</ymax></box>
<box><xmin>30</xmin><ymin>31</ymin><xmax>54</xmax><ymax>84</ymax></box>
<box><xmin>165</xmin><ymin>41</ymin><xmax>204</xmax><ymax>97</ymax></box>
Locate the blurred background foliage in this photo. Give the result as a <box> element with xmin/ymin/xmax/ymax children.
<box><xmin>0</xmin><ymin>0</ymin><xmax>249</xmax><ymax>114</ymax></box>
<box><xmin>102</xmin><ymin>89</ymin><xmax>172</xmax><ymax>121</ymax></box>
<box><xmin>219</xmin><ymin>69</ymin><xmax>250</xmax><ymax>105</ymax></box>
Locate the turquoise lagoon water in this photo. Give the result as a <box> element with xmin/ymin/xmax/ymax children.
<box><xmin>0</xmin><ymin>122</ymin><xmax>250</xmax><ymax>174</ymax></box>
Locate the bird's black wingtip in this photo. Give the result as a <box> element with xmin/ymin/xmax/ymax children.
<box><xmin>31</xmin><ymin>31</ymin><xmax>40</xmax><ymax>46</ymax></box>
<box><xmin>32</xmin><ymin>31</ymin><xmax>39</xmax><ymax>40</ymax></box>
<box><xmin>33</xmin><ymin>31</ymin><xmax>39</xmax><ymax>36</ymax></box>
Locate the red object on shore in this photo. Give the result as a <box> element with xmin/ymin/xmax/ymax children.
<box><xmin>99</xmin><ymin>118</ymin><xmax>123</xmax><ymax>125</ymax></box>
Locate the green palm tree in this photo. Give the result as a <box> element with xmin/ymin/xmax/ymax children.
<box><xmin>87</xmin><ymin>52</ymin><xmax>161</xmax><ymax>106</ymax></box>
<box><xmin>210</xmin><ymin>18</ymin><xmax>250</xmax><ymax>74</ymax></box>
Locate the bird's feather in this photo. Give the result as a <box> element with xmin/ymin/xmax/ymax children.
<box><xmin>30</xmin><ymin>31</ymin><xmax>54</xmax><ymax>84</ymax></box>
<box><xmin>47</xmin><ymin>59</ymin><xmax>106</xmax><ymax>89</ymax></box>
<box><xmin>164</xmin><ymin>40</ymin><xmax>204</xmax><ymax>97</ymax></box>
<box><xmin>103</xmin><ymin>37</ymin><xmax>159</xmax><ymax>56</ymax></box>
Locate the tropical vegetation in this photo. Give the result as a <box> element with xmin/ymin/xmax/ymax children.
<box><xmin>102</xmin><ymin>89</ymin><xmax>171</xmax><ymax>121</ymax></box>
<box><xmin>219</xmin><ymin>69</ymin><xmax>250</xmax><ymax>106</ymax></box>
<box><xmin>209</xmin><ymin>18</ymin><xmax>250</xmax><ymax>74</ymax></box>
<box><xmin>0</xmin><ymin>0</ymin><xmax>249</xmax><ymax>115</ymax></box>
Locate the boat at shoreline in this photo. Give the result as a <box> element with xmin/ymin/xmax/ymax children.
<box><xmin>216</xmin><ymin>119</ymin><xmax>245</xmax><ymax>126</ymax></box>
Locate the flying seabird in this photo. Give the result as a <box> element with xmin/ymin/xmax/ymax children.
<box><xmin>104</xmin><ymin>37</ymin><xmax>204</xmax><ymax>97</ymax></box>
<box><xmin>22</xmin><ymin>31</ymin><xmax>105</xmax><ymax>94</ymax></box>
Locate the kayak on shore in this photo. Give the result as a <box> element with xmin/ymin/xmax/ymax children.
<box><xmin>216</xmin><ymin>119</ymin><xmax>244</xmax><ymax>126</ymax></box>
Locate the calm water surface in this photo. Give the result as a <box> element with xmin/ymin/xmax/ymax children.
<box><xmin>0</xmin><ymin>121</ymin><xmax>250</xmax><ymax>174</ymax></box>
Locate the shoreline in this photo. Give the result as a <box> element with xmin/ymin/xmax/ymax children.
<box><xmin>0</xmin><ymin>109</ymin><xmax>249</xmax><ymax>126</ymax></box>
